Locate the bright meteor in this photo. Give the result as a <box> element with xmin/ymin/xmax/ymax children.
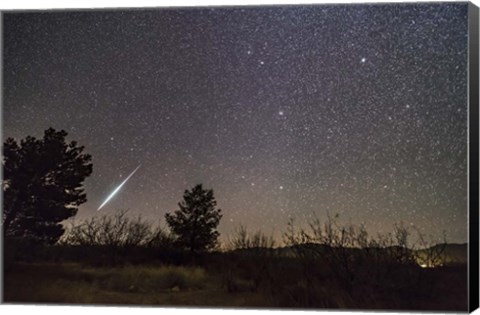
<box><xmin>97</xmin><ymin>164</ymin><xmax>141</xmax><ymax>211</ymax></box>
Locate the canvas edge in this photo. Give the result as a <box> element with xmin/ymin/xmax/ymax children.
<box><xmin>468</xmin><ymin>1</ymin><xmax>480</xmax><ymax>313</ymax></box>
<box><xmin>0</xmin><ymin>9</ymin><xmax>5</xmax><ymax>306</ymax></box>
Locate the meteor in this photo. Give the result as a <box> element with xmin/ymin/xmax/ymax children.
<box><xmin>97</xmin><ymin>164</ymin><xmax>141</xmax><ymax>211</ymax></box>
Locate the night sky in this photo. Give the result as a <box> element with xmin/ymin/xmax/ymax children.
<box><xmin>3</xmin><ymin>3</ymin><xmax>469</xmax><ymax>243</ymax></box>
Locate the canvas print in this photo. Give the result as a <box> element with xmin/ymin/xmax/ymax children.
<box><xmin>1</xmin><ymin>2</ymin><xmax>477</xmax><ymax>312</ymax></box>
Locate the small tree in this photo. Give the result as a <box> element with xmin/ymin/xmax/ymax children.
<box><xmin>3</xmin><ymin>128</ymin><xmax>92</xmax><ymax>244</ymax></box>
<box><xmin>63</xmin><ymin>210</ymin><xmax>152</xmax><ymax>248</ymax></box>
<box><xmin>165</xmin><ymin>184</ymin><xmax>222</xmax><ymax>252</ymax></box>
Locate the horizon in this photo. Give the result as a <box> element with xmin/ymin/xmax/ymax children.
<box><xmin>3</xmin><ymin>3</ymin><xmax>469</xmax><ymax>243</ymax></box>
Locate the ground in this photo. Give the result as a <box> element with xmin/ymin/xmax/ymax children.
<box><xmin>4</xmin><ymin>259</ymin><xmax>468</xmax><ymax>311</ymax></box>
<box><xmin>3</xmin><ymin>262</ymin><xmax>269</xmax><ymax>307</ymax></box>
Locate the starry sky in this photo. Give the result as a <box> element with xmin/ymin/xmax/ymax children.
<box><xmin>3</xmin><ymin>3</ymin><xmax>469</xmax><ymax>243</ymax></box>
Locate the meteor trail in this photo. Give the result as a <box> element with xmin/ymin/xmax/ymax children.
<box><xmin>97</xmin><ymin>164</ymin><xmax>141</xmax><ymax>211</ymax></box>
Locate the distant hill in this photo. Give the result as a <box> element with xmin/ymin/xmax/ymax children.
<box><xmin>414</xmin><ymin>243</ymin><xmax>467</xmax><ymax>265</ymax></box>
<box><xmin>230</xmin><ymin>243</ymin><xmax>468</xmax><ymax>266</ymax></box>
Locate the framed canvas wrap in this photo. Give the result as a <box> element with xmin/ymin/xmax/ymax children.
<box><xmin>1</xmin><ymin>1</ymin><xmax>479</xmax><ymax>313</ymax></box>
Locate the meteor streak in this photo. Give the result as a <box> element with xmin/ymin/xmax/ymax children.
<box><xmin>97</xmin><ymin>164</ymin><xmax>141</xmax><ymax>211</ymax></box>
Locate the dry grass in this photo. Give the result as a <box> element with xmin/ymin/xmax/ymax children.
<box><xmin>3</xmin><ymin>262</ymin><xmax>269</xmax><ymax>307</ymax></box>
<box><xmin>4</xmin><ymin>258</ymin><xmax>467</xmax><ymax>311</ymax></box>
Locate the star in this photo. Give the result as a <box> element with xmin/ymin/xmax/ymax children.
<box><xmin>3</xmin><ymin>3</ymin><xmax>468</xmax><ymax>245</ymax></box>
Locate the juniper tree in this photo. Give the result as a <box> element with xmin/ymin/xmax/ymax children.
<box><xmin>3</xmin><ymin>128</ymin><xmax>93</xmax><ymax>244</ymax></box>
<box><xmin>165</xmin><ymin>184</ymin><xmax>222</xmax><ymax>252</ymax></box>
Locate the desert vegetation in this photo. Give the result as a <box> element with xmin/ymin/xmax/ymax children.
<box><xmin>2</xmin><ymin>129</ymin><xmax>468</xmax><ymax>311</ymax></box>
<box><xmin>4</xmin><ymin>208</ymin><xmax>467</xmax><ymax>311</ymax></box>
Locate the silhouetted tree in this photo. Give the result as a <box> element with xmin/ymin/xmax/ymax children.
<box><xmin>165</xmin><ymin>184</ymin><xmax>222</xmax><ymax>252</ymax></box>
<box><xmin>3</xmin><ymin>128</ymin><xmax>92</xmax><ymax>244</ymax></box>
<box><xmin>63</xmin><ymin>209</ymin><xmax>167</xmax><ymax>248</ymax></box>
